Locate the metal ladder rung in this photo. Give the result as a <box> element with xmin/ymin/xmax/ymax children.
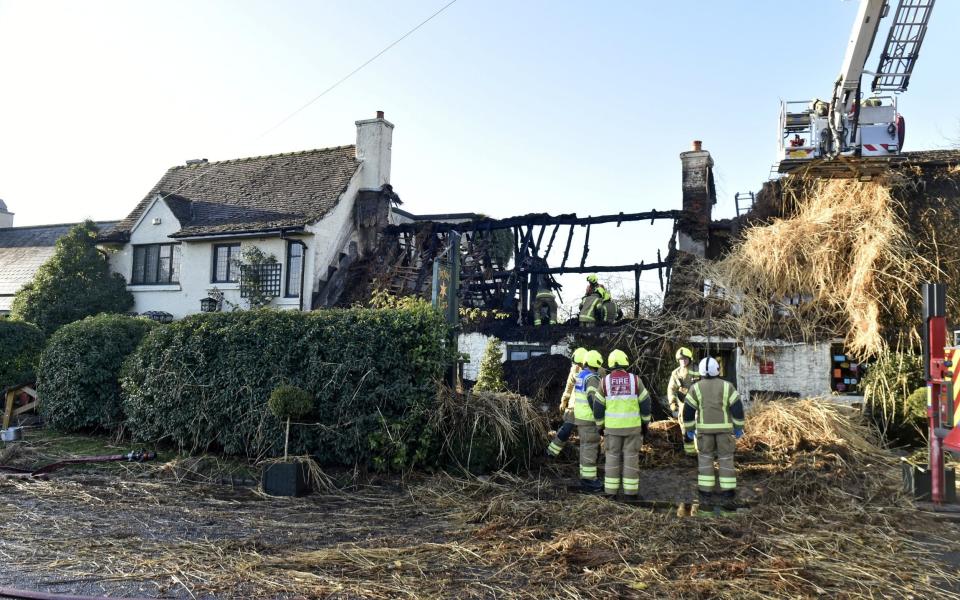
<box><xmin>871</xmin><ymin>0</ymin><xmax>936</xmax><ymax>92</ymax></box>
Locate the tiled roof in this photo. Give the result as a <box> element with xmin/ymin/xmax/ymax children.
<box><xmin>103</xmin><ymin>145</ymin><xmax>361</xmax><ymax>240</ymax></box>
<box><xmin>0</xmin><ymin>221</ymin><xmax>118</xmax><ymax>309</ymax></box>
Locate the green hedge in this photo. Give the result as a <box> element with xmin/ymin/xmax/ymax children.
<box><xmin>37</xmin><ymin>314</ymin><xmax>157</xmax><ymax>432</ymax></box>
<box><xmin>121</xmin><ymin>306</ymin><xmax>452</xmax><ymax>468</ymax></box>
<box><xmin>0</xmin><ymin>320</ymin><xmax>45</xmax><ymax>390</ymax></box>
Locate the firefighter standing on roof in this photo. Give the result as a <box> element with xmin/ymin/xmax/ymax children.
<box><xmin>600</xmin><ymin>350</ymin><xmax>651</xmax><ymax>498</ymax></box>
<box><xmin>546</xmin><ymin>347</ymin><xmax>588</xmax><ymax>457</ymax></box>
<box><xmin>682</xmin><ymin>357</ymin><xmax>745</xmax><ymax>502</ymax></box>
<box><xmin>573</xmin><ymin>349</ymin><xmax>605</xmax><ymax>492</ymax></box>
<box><xmin>667</xmin><ymin>347</ymin><xmax>700</xmax><ymax>456</ymax></box>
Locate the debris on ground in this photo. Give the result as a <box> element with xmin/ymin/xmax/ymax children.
<box><xmin>2</xmin><ymin>398</ymin><xmax>958</xmax><ymax>598</ymax></box>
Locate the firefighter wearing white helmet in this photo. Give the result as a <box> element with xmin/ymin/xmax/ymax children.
<box><xmin>667</xmin><ymin>347</ymin><xmax>701</xmax><ymax>456</ymax></box>
<box><xmin>547</xmin><ymin>347</ymin><xmax>588</xmax><ymax>457</ymax></box>
<box><xmin>682</xmin><ymin>356</ymin><xmax>745</xmax><ymax>503</ymax></box>
<box><xmin>572</xmin><ymin>349</ymin><xmax>606</xmax><ymax>492</ymax></box>
<box><xmin>599</xmin><ymin>349</ymin><xmax>651</xmax><ymax>498</ymax></box>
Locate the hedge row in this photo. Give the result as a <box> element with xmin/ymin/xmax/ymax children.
<box><xmin>37</xmin><ymin>314</ymin><xmax>157</xmax><ymax>432</ymax></box>
<box><xmin>121</xmin><ymin>306</ymin><xmax>453</xmax><ymax>467</ymax></box>
<box><xmin>0</xmin><ymin>320</ymin><xmax>45</xmax><ymax>390</ymax></box>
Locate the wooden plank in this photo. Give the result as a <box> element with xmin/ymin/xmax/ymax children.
<box><xmin>560</xmin><ymin>224</ymin><xmax>575</xmax><ymax>269</ymax></box>
<box><xmin>543</xmin><ymin>223</ymin><xmax>560</xmax><ymax>261</ymax></box>
<box><xmin>2</xmin><ymin>390</ymin><xmax>13</xmax><ymax>429</ymax></box>
<box><xmin>21</xmin><ymin>386</ymin><xmax>36</xmax><ymax>399</ymax></box>
<box><xmin>580</xmin><ymin>223</ymin><xmax>591</xmax><ymax>268</ymax></box>
<box><xmin>12</xmin><ymin>399</ymin><xmax>39</xmax><ymax>417</ymax></box>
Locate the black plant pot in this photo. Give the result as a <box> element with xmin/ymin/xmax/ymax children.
<box><xmin>263</xmin><ymin>462</ymin><xmax>310</xmax><ymax>497</ymax></box>
<box><xmin>902</xmin><ymin>462</ymin><xmax>956</xmax><ymax>503</ymax></box>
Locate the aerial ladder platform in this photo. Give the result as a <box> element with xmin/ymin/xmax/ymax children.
<box><xmin>776</xmin><ymin>0</ymin><xmax>936</xmax><ymax>179</ymax></box>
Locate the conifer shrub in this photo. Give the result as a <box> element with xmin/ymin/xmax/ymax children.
<box><xmin>0</xmin><ymin>320</ymin><xmax>45</xmax><ymax>390</ymax></box>
<box><xmin>473</xmin><ymin>337</ymin><xmax>506</xmax><ymax>392</ymax></box>
<box><xmin>38</xmin><ymin>314</ymin><xmax>156</xmax><ymax>432</ymax></box>
<box><xmin>121</xmin><ymin>305</ymin><xmax>452</xmax><ymax>468</ymax></box>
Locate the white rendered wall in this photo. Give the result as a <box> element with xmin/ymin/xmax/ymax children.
<box><xmin>108</xmin><ymin>198</ymin><xmax>316</xmax><ymax>318</ymax></box>
<box><xmin>304</xmin><ymin>170</ymin><xmax>361</xmax><ymax>296</ymax></box>
<box><xmin>735</xmin><ymin>341</ymin><xmax>832</xmax><ymax>403</ymax></box>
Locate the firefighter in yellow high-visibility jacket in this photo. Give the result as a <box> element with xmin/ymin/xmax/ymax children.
<box><xmin>599</xmin><ymin>349</ymin><xmax>651</xmax><ymax>498</ymax></box>
<box><xmin>546</xmin><ymin>347</ymin><xmax>588</xmax><ymax>457</ymax></box>
<box><xmin>667</xmin><ymin>347</ymin><xmax>700</xmax><ymax>456</ymax></box>
<box><xmin>573</xmin><ymin>350</ymin><xmax>605</xmax><ymax>492</ymax></box>
<box><xmin>682</xmin><ymin>357</ymin><xmax>745</xmax><ymax>503</ymax></box>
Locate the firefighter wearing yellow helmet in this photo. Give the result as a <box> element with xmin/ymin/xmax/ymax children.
<box><xmin>579</xmin><ymin>275</ymin><xmax>616</xmax><ymax>326</ymax></box>
<box><xmin>546</xmin><ymin>347</ymin><xmax>588</xmax><ymax>457</ymax></box>
<box><xmin>572</xmin><ymin>349</ymin><xmax>606</xmax><ymax>492</ymax></box>
<box><xmin>667</xmin><ymin>346</ymin><xmax>700</xmax><ymax>456</ymax></box>
<box><xmin>599</xmin><ymin>349</ymin><xmax>651</xmax><ymax>498</ymax></box>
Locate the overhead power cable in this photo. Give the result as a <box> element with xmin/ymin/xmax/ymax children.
<box><xmin>161</xmin><ymin>0</ymin><xmax>460</xmax><ymax>203</ymax></box>
<box><xmin>256</xmin><ymin>0</ymin><xmax>460</xmax><ymax>141</ymax></box>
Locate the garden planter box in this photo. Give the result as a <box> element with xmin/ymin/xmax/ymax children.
<box><xmin>902</xmin><ymin>462</ymin><xmax>956</xmax><ymax>503</ymax></box>
<box><xmin>263</xmin><ymin>462</ymin><xmax>310</xmax><ymax>497</ymax></box>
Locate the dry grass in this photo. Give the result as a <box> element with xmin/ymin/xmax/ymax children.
<box><xmin>431</xmin><ymin>386</ymin><xmax>548</xmax><ymax>473</ymax></box>
<box><xmin>1</xmin><ymin>399</ymin><xmax>958</xmax><ymax>599</ymax></box>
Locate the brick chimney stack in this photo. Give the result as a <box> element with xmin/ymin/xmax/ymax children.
<box><xmin>678</xmin><ymin>140</ymin><xmax>716</xmax><ymax>257</ymax></box>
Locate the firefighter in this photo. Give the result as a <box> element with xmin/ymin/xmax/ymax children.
<box><xmin>546</xmin><ymin>347</ymin><xmax>588</xmax><ymax>457</ymax></box>
<box><xmin>533</xmin><ymin>288</ymin><xmax>558</xmax><ymax>326</ymax></box>
<box><xmin>600</xmin><ymin>349</ymin><xmax>651</xmax><ymax>498</ymax></box>
<box><xmin>573</xmin><ymin>349</ymin><xmax>605</xmax><ymax>492</ymax></box>
<box><xmin>531</xmin><ymin>264</ymin><xmax>558</xmax><ymax>326</ymax></box>
<box><xmin>682</xmin><ymin>357</ymin><xmax>745</xmax><ymax>502</ymax></box>
<box><xmin>578</xmin><ymin>287</ymin><xmax>602</xmax><ymax>327</ymax></box>
<box><xmin>667</xmin><ymin>347</ymin><xmax>700</xmax><ymax>456</ymax></box>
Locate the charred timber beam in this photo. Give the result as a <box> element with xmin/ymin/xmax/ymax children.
<box><xmin>485</xmin><ymin>262</ymin><xmax>671</xmax><ymax>277</ymax></box>
<box><xmin>382</xmin><ymin>210</ymin><xmax>684</xmax><ymax>235</ymax></box>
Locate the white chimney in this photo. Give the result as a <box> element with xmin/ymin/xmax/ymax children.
<box><xmin>0</xmin><ymin>198</ymin><xmax>13</xmax><ymax>228</ymax></box>
<box><xmin>355</xmin><ymin>111</ymin><xmax>394</xmax><ymax>191</ymax></box>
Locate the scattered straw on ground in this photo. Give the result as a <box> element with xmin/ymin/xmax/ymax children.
<box><xmin>1</xmin><ymin>399</ymin><xmax>958</xmax><ymax>599</ymax></box>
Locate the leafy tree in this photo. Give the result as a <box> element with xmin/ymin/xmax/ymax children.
<box><xmin>11</xmin><ymin>221</ymin><xmax>132</xmax><ymax>334</ymax></box>
<box><xmin>0</xmin><ymin>320</ymin><xmax>45</xmax><ymax>389</ymax></box>
<box><xmin>474</xmin><ymin>337</ymin><xmax>506</xmax><ymax>392</ymax></box>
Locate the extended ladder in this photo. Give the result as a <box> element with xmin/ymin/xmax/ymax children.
<box><xmin>734</xmin><ymin>192</ymin><xmax>755</xmax><ymax>217</ymax></box>
<box><xmin>871</xmin><ymin>0</ymin><xmax>936</xmax><ymax>92</ymax></box>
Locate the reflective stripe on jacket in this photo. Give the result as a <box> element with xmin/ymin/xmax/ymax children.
<box><xmin>682</xmin><ymin>378</ymin><xmax>744</xmax><ymax>432</ymax></box>
<box><xmin>667</xmin><ymin>365</ymin><xmax>700</xmax><ymax>411</ymax></box>
<box><xmin>601</xmin><ymin>370</ymin><xmax>651</xmax><ymax>434</ymax></box>
<box><xmin>573</xmin><ymin>369</ymin><xmax>604</xmax><ymax>424</ymax></box>
<box><xmin>579</xmin><ymin>294</ymin><xmax>602</xmax><ymax>322</ymax></box>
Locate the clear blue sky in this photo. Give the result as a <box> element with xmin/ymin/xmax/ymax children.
<box><xmin>1</xmin><ymin>1</ymin><xmax>957</xmax><ymax>309</ymax></box>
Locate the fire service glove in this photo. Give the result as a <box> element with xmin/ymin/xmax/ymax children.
<box><xmin>686</xmin><ymin>430</ymin><xmax>695</xmax><ymax>441</ymax></box>
<box><xmin>734</xmin><ymin>428</ymin><xmax>744</xmax><ymax>439</ymax></box>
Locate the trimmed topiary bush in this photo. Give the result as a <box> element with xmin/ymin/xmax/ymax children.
<box><xmin>0</xmin><ymin>320</ymin><xmax>45</xmax><ymax>390</ymax></box>
<box><xmin>268</xmin><ymin>384</ymin><xmax>313</xmax><ymax>460</ymax></box>
<box><xmin>37</xmin><ymin>314</ymin><xmax>156</xmax><ymax>432</ymax></box>
<box><xmin>121</xmin><ymin>304</ymin><xmax>453</xmax><ymax>468</ymax></box>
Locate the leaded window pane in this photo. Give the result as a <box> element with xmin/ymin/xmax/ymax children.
<box><xmin>144</xmin><ymin>245</ymin><xmax>160</xmax><ymax>284</ymax></box>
